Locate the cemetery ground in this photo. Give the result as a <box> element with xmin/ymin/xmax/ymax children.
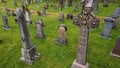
<box><xmin>0</xmin><ymin>1</ymin><xmax>120</xmax><ymax>68</ymax></box>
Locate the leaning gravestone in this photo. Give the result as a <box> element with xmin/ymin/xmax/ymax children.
<box><xmin>56</xmin><ymin>24</ymin><xmax>67</xmax><ymax>45</ymax></box>
<box><xmin>2</xmin><ymin>15</ymin><xmax>11</xmax><ymax>30</ymax></box>
<box><xmin>58</xmin><ymin>12</ymin><xmax>64</xmax><ymax>22</ymax></box>
<box><xmin>103</xmin><ymin>0</ymin><xmax>108</xmax><ymax>7</ymax></box>
<box><xmin>100</xmin><ymin>17</ymin><xmax>115</xmax><ymax>39</ymax></box>
<box><xmin>41</xmin><ymin>7</ymin><xmax>46</xmax><ymax>16</ymax></box>
<box><xmin>16</xmin><ymin>8</ymin><xmax>40</xmax><ymax>65</ymax></box>
<box><xmin>93</xmin><ymin>0</ymin><xmax>99</xmax><ymax>13</ymax></box>
<box><xmin>111</xmin><ymin>37</ymin><xmax>120</xmax><ymax>57</ymax></box>
<box><xmin>36</xmin><ymin>19</ymin><xmax>45</xmax><ymax>39</ymax></box>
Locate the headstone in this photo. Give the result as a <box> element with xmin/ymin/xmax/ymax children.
<box><xmin>65</xmin><ymin>0</ymin><xmax>68</xmax><ymax>8</ymax></box>
<box><xmin>73</xmin><ymin>2</ymin><xmax>78</xmax><ymax>12</ymax></box>
<box><xmin>12</xmin><ymin>10</ymin><xmax>16</xmax><ymax>16</ymax></box>
<box><xmin>5</xmin><ymin>8</ymin><xmax>11</xmax><ymax>16</ymax></box>
<box><xmin>14</xmin><ymin>0</ymin><xmax>17</xmax><ymax>6</ymax></box>
<box><xmin>103</xmin><ymin>0</ymin><xmax>108</xmax><ymax>7</ymax></box>
<box><xmin>36</xmin><ymin>0</ymin><xmax>40</xmax><ymax>8</ymax></box>
<box><xmin>44</xmin><ymin>1</ymin><xmax>49</xmax><ymax>9</ymax></box>
<box><xmin>41</xmin><ymin>7</ymin><xmax>46</xmax><ymax>16</ymax></box>
<box><xmin>111</xmin><ymin>37</ymin><xmax>120</xmax><ymax>57</ymax></box>
<box><xmin>113</xmin><ymin>8</ymin><xmax>120</xmax><ymax>17</ymax></box>
<box><xmin>2</xmin><ymin>15</ymin><xmax>11</xmax><ymax>30</ymax></box>
<box><xmin>68</xmin><ymin>0</ymin><xmax>72</xmax><ymax>6</ymax></box>
<box><xmin>100</xmin><ymin>17</ymin><xmax>115</xmax><ymax>39</ymax></box>
<box><xmin>25</xmin><ymin>8</ymin><xmax>32</xmax><ymax>24</ymax></box>
<box><xmin>36</xmin><ymin>19</ymin><xmax>45</xmax><ymax>39</ymax></box>
<box><xmin>56</xmin><ymin>24</ymin><xmax>67</xmax><ymax>45</ymax></box>
<box><xmin>59</xmin><ymin>0</ymin><xmax>64</xmax><ymax>7</ymax></box>
<box><xmin>37</xmin><ymin>11</ymin><xmax>41</xmax><ymax>16</ymax></box>
<box><xmin>58</xmin><ymin>12</ymin><xmax>64</xmax><ymax>22</ymax></box>
<box><xmin>93</xmin><ymin>0</ymin><xmax>99</xmax><ymax>13</ymax></box>
<box><xmin>66</xmin><ymin>13</ymin><xmax>73</xmax><ymax>19</ymax></box>
<box><xmin>16</xmin><ymin>8</ymin><xmax>40</xmax><ymax>65</ymax></box>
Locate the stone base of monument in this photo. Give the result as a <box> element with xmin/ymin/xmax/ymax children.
<box><xmin>99</xmin><ymin>34</ymin><xmax>111</xmax><ymax>40</ymax></box>
<box><xmin>36</xmin><ymin>34</ymin><xmax>45</xmax><ymax>39</ymax></box>
<box><xmin>20</xmin><ymin>46</ymin><xmax>40</xmax><ymax>65</ymax></box>
<box><xmin>3</xmin><ymin>27</ymin><xmax>11</xmax><ymax>30</ymax></box>
<box><xmin>56</xmin><ymin>38</ymin><xmax>67</xmax><ymax>45</ymax></box>
<box><xmin>110</xmin><ymin>52</ymin><xmax>120</xmax><ymax>58</ymax></box>
<box><xmin>71</xmin><ymin>59</ymin><xmax>89</xmax><ymax>68</ymax></box>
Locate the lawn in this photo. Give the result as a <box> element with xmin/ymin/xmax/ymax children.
<box><xmin>0</xmin><ymin>0</ymin><xmax>120</xmax><ymax>68</ymax></box>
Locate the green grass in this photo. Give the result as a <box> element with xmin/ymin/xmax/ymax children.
<box><xmin>0</xmin><ymin>1</ymin><xmax>120</xmax><ymax>68</ymax></box>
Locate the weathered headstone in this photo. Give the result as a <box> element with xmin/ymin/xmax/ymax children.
<box><xmin>56</xmin><ymin>24</ymin><xmax>67</xmax><ymax>45</ymax></box>
<box><xmin>53</xmin><ymin>4</ymin><xmax>57</xmax><ymax>10</ymax></box>
<box><xmin>14</xmin><ymin>0</ymin><xmax>17</xmax><ymax>6</ymax></box>
<box><xmin>36</xmin><ymin>0</ymin><xmax>40</xmax><ymax>8</ymax></box>
<box><xmin>58</xmin><ymin>12</ymin><xmax>64</xmax><ymax>22</ymax></box>
<box><xmin>73</xmin><ymin>2</ymin><xmax>78</xmax><ymax>12</ymax></box>
<box><xmin>16</xmin><ymin>8</ymin><xmax>40</xmax><ymax>65</ymax></box>
<box><xmin>113</xmin><ymin>8</ymin><xmax>120</xmax><ymax>17</ymax></box>
<box><xmin>66</xmin><ymin>13</ymin><xmax>73</xmax><ymax>19</ymax></box>
<box><xmin>65</xmin><ymin>0</ymin><xmax>68</xmax><ymax>8</ymax></box>
<box><xmin>2</xmin><ymin>15</ymin><xmax>11</xmax><ymax>30</ymax></box>
<box><xmin>68</xmin><ymin>0</ymin><xmax>72</xmax><ymax>6</ymax></box>
<box><xmin>41</xmin><ymin>7</ymin><xmax>46</xmax><ymax>16</ymax></box>
<box><xmin>72</xmin><ymin>0</ymin><xmax>99</xmax><ymax>68</ymax></box>
<box><xmin>44</xmin><ymin>1</ymin><xmax>49</xmax><ymax>9</ymax></box>
<box><xmin>36</xmin><ymin>19</ymin><xmax>45</xmax><ymax>39</ymax></box>
<box><xmin>100</xmin><ymin>17</ymin><xmax>115</xmax><ymax>39</ymax></box>
<box><xmin>93</xmin><ymin>0</ymin><xmax>99</xmax><ymax>13</ymax></box>
<box><xmin>5</xmin><ymin>8</ymin><xmax>11</xmax><ymax>16</ymax></box>
<box><xmin>111</xmin><ymin>37</ymin><xmax>120</xmax><ymax>57</ymax></box>
<box><xmin>103</xmin><ymin>0</ymin><xmax>108</xmax><ymax>7</ymax></box>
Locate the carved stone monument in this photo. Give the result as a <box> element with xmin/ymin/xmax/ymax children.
<box><xmin>100</xmin><ymin>17</ymin><xmax>115</xmax><ymax>39</ymax></box>
<box><xmin>2</xmin><ymin>15</ymin><xmax>11</xmax><ymax>30</ymax></box>
<box><xmin>16</xmin><ymin>8</ymin><xmax>40</xmax><ymax>65</ymax></box>
<box><xmin>111</xmin><ymin>37</ymin><xmax>120</xmax><ymax>57</ymax></box>
<box><xmin>36</xmin><ymin>19</ymin><xmax>45</xmax><ymax>39</ymax></box>
<box><xmin>58</xmin><ymin>12</ymin><xmax>64</xmax><ymax>22</ymax></box>
<box><xmin>56</xmin><ymin>24</ymin><xmax>67</xmax><ymax>45</ymax></box>
<box><xmin>72</xmin><ymin>0</ymin><xmax>99</xmax><ymax>68</ymax></box>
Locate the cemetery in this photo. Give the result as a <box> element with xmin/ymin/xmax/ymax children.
<box><xmin>0</xmin><ymin>0</ymin><xmax>120</xmax><ymax>68</ymax></box>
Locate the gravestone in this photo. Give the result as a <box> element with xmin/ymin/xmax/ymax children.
<box><xmin>73</xmin><ymin>2</ymin><xmax>78</xmax><ymax>12</ymax></box>
<box><xmin>68</xmin><ymin>0</ymin><xmax>72</xmax><ymax>6</ymax></box>
<box><xmin>14</xmin><ymin>0</ymin><xmax>17</xmax><ymax>6</ymax></box>
<box><xmin>25</xmin><ymin>8</ymin><xmax>32</xmax><ymax>24</ymax></box>
<box><xmin>36</xmin><ymin>19</ymin><xmax>45</xmax><ymax>39</ymax></box>
<box><xmin>2</xmin><ymin>15</ymin><xmax>11</xmax><ymax>30</ymax></box>
<box><xmin>5</xmin><ymin>8</ymin><xmax>11</xmax><ymax>16</ymax></box>
<box><xmin>72</xmin><ymin>0</ymin><xmax>99</xmax><ymax>68</ymax></box>
<box><xmin>36</xmin><ymin>0</ymin><xmax>39</xmax><ymax>8</ymax></box>
<box><xmin>103</xmin><ymin>0</ymin><xmax>108</xmax><ymax>7</ymax></box>
<box><xmin>56</xmin><ymin>24</ymin><xmax>67</xmax><ymax>45</ymax></box>
<box><xmin>12</xmin><ymin>10</ymin><xmax>16</xmax><ymax>16</ymax></box>
<box><xmin>16</xmin><ymin>8</ymin><xmax>40</xmax><ymax>65</ymax></box>
<box><xmin>58</xmin><ymin>12</ymin><xmax>64</xmax><ymax>22</ymax></box>
<box><xmin>93</xmin><ymin>0</ymin><xmax>99</xmax><ymax>13</ymax></box>
<box><xmin>111</xmin><ymin>37</ymin><xmax>120</xmax><ymax>57</ymax></box>
<box><xmin>44</xmin><ymin>1</ymin><xmax>49</xmax><ymax>9</ymax></box>
<box><xmin>41</xmin><ymin>7</ymin><xmax>46</xmax><ymax>16</ymax></box>
<box><xmin>59</xmin><ymin>0</ymin><xmax>64</xmax><ymax>7</ymax></box>
<box><xmin>65</xmin><ymin>0</ymin><xmax>68</xmax><ymax>8</ymax></box>
<box><xmin>66</xmin><ymin>13</ymin><xmax>73</xmax><ymax>19</ymax></box>
<box><xmin>100</xmin><ymin>17</ymin><xmax>115</xmax><ymax>39</ymax></box>
<box><xmin>113</xmin><ymin>8</ymin><xmax>120</xmax><ymax>17</ymax></box>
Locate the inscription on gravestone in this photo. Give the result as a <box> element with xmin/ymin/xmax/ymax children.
<box><xmin>111</xmin><ymin>37</ymin><xmax>120</xmax><ymax>57</ymax></box>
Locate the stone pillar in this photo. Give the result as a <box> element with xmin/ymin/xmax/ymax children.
<box><xmin>16</xmin><ymin>8</ymin><xmax>40</xmax><ymax>65</ymax></box>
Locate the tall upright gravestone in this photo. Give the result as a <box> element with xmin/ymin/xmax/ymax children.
<box><xmin>16</xmin><ymin>8</ymin><xmax>40</xmax><ymax>65</ymax></box>
<box><xmin>72</xmin><ymin>0</ymin><xmax>99</xmax><ymax>68</ymax></box>
<box><xmin>111</xmin><ymin>37</ymin><xmax>120</xmax><ymax>57</ymax></box>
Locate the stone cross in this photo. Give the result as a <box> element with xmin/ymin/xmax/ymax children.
<box><xmin>56</xmin><ymin>24</ymin><xmax>67</xmax><ymax>45</ymax></box>
<box><xmin>100</xmin><ymin>17</ymin><xmax>115</xmax><ymax>39</ymax></box>
<box><xmin>58</xmin><ymin>12</ymin><xmax>64</xmax><ymax>22</ymax></box>
<box><xmin>16</xmin><ymin>8</ymin><xmax>40</xmax><ymax>65</ymax></box>
<box><xmin>72</xmin><ymin>0</ymin><xmax>99</xmax><ymax>68</ymax></box>
<box><xmin>36</xmin><ymin>19</ymin><xmax>45</xmax><ymax>39</ymax></box>
<box><xmin>111</xmin><ymin>37</ymin><xmax>120</xmax><ymax>57</ymax></box>
<box><xmin>2</xmin><ymin>15</ymin><xmax>11</xmax><ymax>30</ymax></box>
